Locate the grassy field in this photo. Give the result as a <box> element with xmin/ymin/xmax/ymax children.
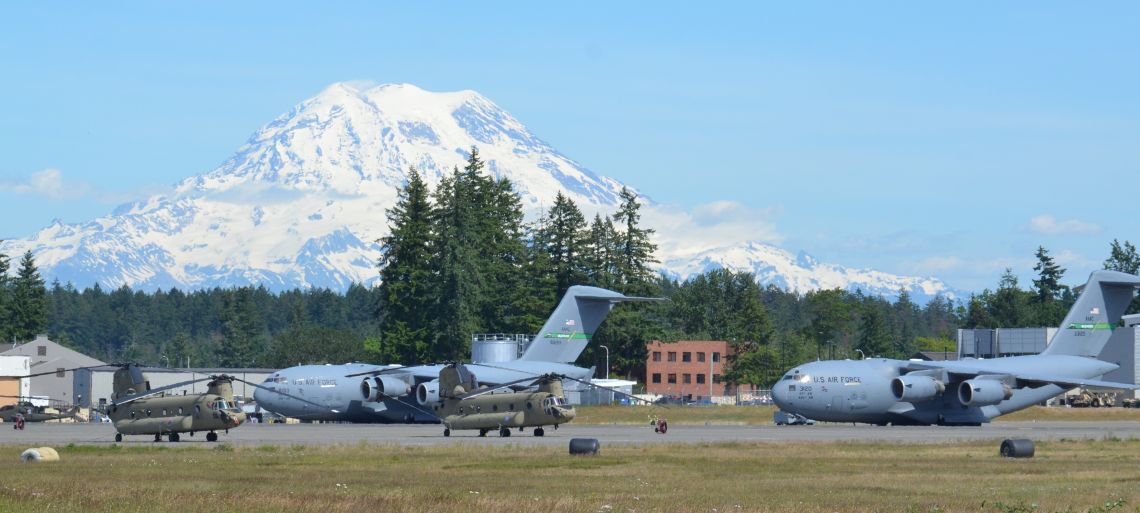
<box><xmin>571</xmin><ymin>404</ymin><xmax>1140</xmax><ymax>425</ymax></box>
<box><xmin>4</xmin><ymin>439</ymin><xmax>1140</xmax><ymax>513</ymax></box>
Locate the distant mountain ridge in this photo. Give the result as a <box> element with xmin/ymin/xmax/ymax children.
<box><xmin>1</xmin><ymin>82</ymin><xmax>960</xmax><ymax>302</ymax></box>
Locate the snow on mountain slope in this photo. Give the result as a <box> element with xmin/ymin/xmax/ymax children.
<box><xmin>1</xmin><ymin>82</ymin><xmax>959</xmax><ymax>302</ymax></box>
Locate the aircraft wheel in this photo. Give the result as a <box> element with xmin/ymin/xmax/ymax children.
<box><xmin>154</xmin><ymin>433</ymin><xmax>162</xmax><ymax>442</ymax></box>
<box><xmin>206</xmin><ymin>431</ymin><xmax>218</xmax><ymax>442</ymax></box>
<box><xmin>115</xmin><ymin>433</ymin><xmax>123</xmax><ymax>443</ymax></box>
<box><xmin>169</xmin><ymin>433</ymin><xmax>180</xmax><ymax>442</ymax></box>
<box><xmin>444</xmin><ymin>428</ymin><xmax>451</xmax><ymax>437</ymax></box>
<box><xmin>478</xmin><ymin>429</ymin><xmax>487</xmax><ymax>437</ymax></box>
<box><xmin>499</xmin><ymin>427</ymin><xmax>510</xmax><ymax>437</ymax></box>
<box><xmin>534</xmin><ymin>427</ymin><xmax>545</xmax><ymax>437</ymax></box>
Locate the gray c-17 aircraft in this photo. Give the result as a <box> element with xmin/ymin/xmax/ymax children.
<box><xmin>771</xmin><ymin>270</ymin><xmax>1140</xmax><ymax>426</ymax></box>
<box><xmin>253</xmin><ymin>285</ymin><xmax>664</xmax><ymax>423</ymax></box>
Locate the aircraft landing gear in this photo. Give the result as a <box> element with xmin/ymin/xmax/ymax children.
<box><xmin>534</xmin><ymin>427</ymin><xmax>545</xmax><ymax>437</ymax></box>
<box><xmin>443</xmin><ymin>428</ymin><xmax>451</xmax><ymax>437</ymax></box>
<box><xmin>206</xmin><ymin>431</ymin><xmax>218</xmax><ymax>442</ymax></box>
<box><xmin>154</xmin><ymin>433</ymin><xmax>162</xmax><ymax>442</ymax></box>
<box><xmin>168</xmin><ymin>433</ymin><xmax>180</xmax><ymax>442</ymax></box>
<box><xmin>115</xmin><ymin>433</ymin><xmax>123</xmax><ymax>443</ymax></box>
<box><xmin>498</xmin><ymin>427</ymin><xmax>511</xmax><ymax>437</ymax></box>
<box><xmin>478</xmin><ymin>429</ymin><xmax>487</xmax><ymax>437</ymax></box>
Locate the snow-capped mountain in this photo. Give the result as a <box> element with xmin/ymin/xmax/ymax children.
<box><xmin>1</xmin><ymin>82</ymin><xmax>959</xmax><ymax>302</ymax></box>
<box><xmin>663</xmin><ymin>242</ymin><xmax>959</xmax><ymax>303</ymax></box>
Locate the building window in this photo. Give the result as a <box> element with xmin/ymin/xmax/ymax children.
<box><xmin>683</xmin><ymin>374</ymin><xmax>691</xmax><ymax>384</ymax></box>
<box><xmin>697</xmin><ymin>352</ymin><xmax>705</xmax><ymax>363</ymax></box>
<box><xmin>713</xmin><ymin>374</ymin><xmax>722</xmax><ymax>383</ymax></box>
<box><xmin>652</xmin><ymin>351</ymin><xmax>661</xmax><ymax>362</ymax></box>
<box><xmin>696</xmin><ymin>374</ymin><xmax>706</xmax><ymax>384</ymax></box>
<box><xmin>712</xmin><ymin>352</ymin><xmax>721</xmax><ymax>363</ymax></box>
<box><xmin>682</xmin><ymin>352</ymin><xmax>691</xmax><ymax>362</ymax></box>
<box><xmin>37</xmin><ymin>346</ymin><xmax>47</xmax><ymax>356</ymax></box>
<box><xmin>667</xmin><ymin>352</ymin><xmax>677</xmax><ymax>362</ymax></box>
<box><xmin>56</xmin><ymin>367</ymin><xmax>65</xmax><ymax>378</ymax></box>
<box><xmin>652</xmin><ymin>373</ymin><xmax>662</xmax><ymax>384</ymax></box>
<box><xmin>667</xmin><ymin>374</ymin><xmax>677</xmax><ymax>384</ymax></box>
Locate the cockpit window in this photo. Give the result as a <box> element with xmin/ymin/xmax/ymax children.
<box><xmin>781</xmin><ymin>374</ymin><xmax>795</xmax><ymax>381</ymax></box>
<box><xmin>796</xmin><ymin>374</ymin><xmax>812</xmax><ymax>383</ymax></box>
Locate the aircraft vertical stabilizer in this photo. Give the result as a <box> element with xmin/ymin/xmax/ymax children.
<box><xmin>517</xmin><ymin>286</ymin><xmax>665</xmax><ymax>363</ymax></box>
<box><xmin>1042</xmin><ymin>270</ymin><xmax>1140</xmax><ymax>357</ymax></box>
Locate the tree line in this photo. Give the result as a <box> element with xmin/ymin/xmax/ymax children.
<box><xmin>1</xmin><ymin>148</ymin><xmax>1136</xmax><ymax>389</ymax></box>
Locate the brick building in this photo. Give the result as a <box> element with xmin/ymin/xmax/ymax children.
<box><xmin>644</xmin><ymin>340</ymin><xmax>756</xmax><ymax>401</ymax></box>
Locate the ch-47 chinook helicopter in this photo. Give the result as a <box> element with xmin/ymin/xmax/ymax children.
<box><xmin>26</xmin><ymin>363</ymin><xmax>332</xmax><ymax>442</ymax></box>
<box><xmin>393</xmin><ymin>363</ymin><xmax>645</xmax><ymax>437</ymax></box>
<box><xmin>0</xmin><ymin>397</ymin><xmax>80</xmax><ymax>424</ymax></box>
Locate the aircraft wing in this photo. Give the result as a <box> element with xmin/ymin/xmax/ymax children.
<box><xmin>901</xmin><ymin>361</ymin><xmax>1140</xmax><ymax>390</ymax></box>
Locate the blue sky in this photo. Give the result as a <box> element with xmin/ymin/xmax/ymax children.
<box><xmin>0</xmin><ymin>3</ymin><xmax>1136</xmax><ymax>292</ymax></box>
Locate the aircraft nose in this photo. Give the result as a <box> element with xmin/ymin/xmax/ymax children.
<box><xmin>772</xmin><ymin>383</ymin><xmax>787</xmax><ymax>408</ymax></box>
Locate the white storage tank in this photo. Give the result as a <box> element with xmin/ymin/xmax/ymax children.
<box><xmin>471</xmin><ymin>334</ymin><xmax>527</xmax><ymax>363</ymax></box>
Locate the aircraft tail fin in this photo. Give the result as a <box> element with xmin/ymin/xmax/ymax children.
<box><xmin>517</xmin><ymin>285</ymin><xmax>666</xmax><ymax>363</ymax></box>
<box><xmin>1042</xmin><ymin>270</ymin><xmax>1140</xmax><ymax>357</ymax></box>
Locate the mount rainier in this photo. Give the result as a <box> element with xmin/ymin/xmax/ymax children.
<box><xmin>1</xmin><ymin>82</ymin><xmax>958</xmax><ymax>302</ymax></box>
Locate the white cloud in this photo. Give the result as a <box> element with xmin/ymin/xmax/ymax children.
<box><xmin>1028</xmin><ymin>214</ymin><xmax>1101</xmax><ymax>235</ymax></box>
<box><xmin>0</xmin><ymin>168</ymin><xmax>159</xmax><ymax>204</ymax></box>
<box><xmin>644</xmin><ymin>200</ymin><xmax>784</xmax><ymax>257</ymax></box>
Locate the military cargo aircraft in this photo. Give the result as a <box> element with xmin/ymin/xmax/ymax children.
<box><xmin>772</xmin><ymin>270</ymin><xmax>1140</xmax><ymax>425</ymax></box>
<box><xmin>254</xmin><ymin>285</ymin><xmax>664</xmax><ymax>422</ymax></box>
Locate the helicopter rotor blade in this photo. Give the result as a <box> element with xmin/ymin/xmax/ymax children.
<box><xmin>22</xmin><ymin>363</ymin><xmax>119</xmax><ymax>379</ymax></box>
<box><xmin>226</xmin><ymin>376</ymin><xmax>341</xmax><ymax>414</ymax></box>
<box><xmin>112</xmin><ymin>376</ymin><xmax>215</xmax><ymax>407</ymax></box>
<box><xmin>553</xmin><ymin>374</ymin><xmax>655</xmax><ymax>405</ymax></box>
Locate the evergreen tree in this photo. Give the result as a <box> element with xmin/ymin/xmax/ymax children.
<box><xmin>535</xmin><ymin>192</ymin><xmax>588</xmax><ymax>300</ymax></box>
<box><xmin>379</xmin><ymin>167</ymin><xmax>436</xmax><ymax>363</ymax></box>
<box><xmin>988</xmin><ymin>268</ymin><xmax>1029</xmax><ymax>328</ymax></box>
<box><xmin>216</xmin><ymin>288</ymin><xmax>267</xmax><ymax>367</ymax></box>
<box><xmin>1104</xmin><ymin>239</ymin><xmax>1140</xmax><ymax>275</ymax></box>
<box><xmin>1031</xmin><ymin>246</ymin><xmax>1067</xmax><ymax>325</ymax></box>
<box><xmin>855</xmin><ymin>301</ymin><xmax>892</xmax><ymax>358</ymax></box>
<box><xmin>611</xmin><ymin>187</ymin><xmax>658</xmax><ymax>291</ymax></box>
<box><xmin>0</xmin><ymin>250</ymin><xmax>11</xmax><ymax>342</ymax></box>
<box><xmin>11</xmin><ymin>251</ymin><xmax>48</xmax><ymax>342</ymax></box>
<box><xmin>583</xmin><ymin>214</ymin><xmax>619</xmax><ymax>289</ymax></box>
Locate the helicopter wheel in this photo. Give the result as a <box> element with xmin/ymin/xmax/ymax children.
<box><xmin>206</xmin><ymin>431</ymin><xmax>218</xmax><ymax>442</ymax></box>
<box><xmin>499</xmin><ymin>427</ymin><xmax>511</xmax><ymax>437</ymax></box>
<box><xmin>115</xmin><ymin>433</ymin><xmax>123</xmax><ymax>443</ymax></box>
<box><xmin>478</xmin><ymin>429</ymin><xmax>487</xmax><ymax>437</ymax></box>
<box><xmin>169</xmin><ymin>433</ymin><xmax>180</xmax><ymax>442</ymax></box>
<box><xmin>534</xmin><ymin>427</ymin><xmax>545</xmax><ymax>437</ymax></box>
<box><xmin>443</xmin><ymin>428</ymin><xmax>451</xmax><ymax>437</ymax></box>
<box><xmin>154</xmin><ymin>433</ymin><xmax>162</xmax><ymax>442</ymax></box>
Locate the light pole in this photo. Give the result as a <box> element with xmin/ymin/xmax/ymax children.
<box><xmin>599</xmin><ymin>345</ymin><xmax>609</xmax><ymax>380</ymax></box>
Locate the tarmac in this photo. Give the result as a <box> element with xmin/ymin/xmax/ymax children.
<box><xmin>5</xmin><ymin>420</ymin><xmax>1140</xmax><ymax>447</ymax></box>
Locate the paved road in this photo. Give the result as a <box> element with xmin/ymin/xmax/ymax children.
<box><xmin>4</xmin><ymin>421</ymin><xmax>1139</xmax><ymax>447</ymax></box>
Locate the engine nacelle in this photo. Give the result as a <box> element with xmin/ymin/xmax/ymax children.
<box><xmin>958</xmin><ymin>379</ymin><xmax>1013</xmax><ymax>407</ymax></box>
<box><xmin>416</xmin><ymin>380</ymin><xmax>440</xmax><ymax>406</ymax></box>
<box><xmin>890</xmin><ymin>375</ymin><xmax>945</xmax><ymax>402</ymax></box>
<box><xmin>359</xmin><ymin>376</ymin><xmax>412</xmax><ymax>402</ymax></box>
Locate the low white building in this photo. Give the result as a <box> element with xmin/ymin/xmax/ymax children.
<box><xmin>1</xmin><ymin>335</ymin><xmax>105</xmax><ymax>405</ymax></box>
<box><xmin>0</xmin><ymin>355</ymin><xmax>31</xmax><ymax>407</ymax></box>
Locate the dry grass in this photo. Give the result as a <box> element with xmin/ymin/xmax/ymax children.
<box><xmin>3</xmin><ymin>439</ymin><xmax>1140</xmax><ymax>513</ymax></box>
<box><xmin>572</xmin><ymin>404</ymin><xmax>1140</xmax><ymax>425</ymax></box>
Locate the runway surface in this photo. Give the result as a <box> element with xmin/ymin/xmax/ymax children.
<box><xmin>5</xmin><ymin>420</ymin><xmax>1140</xmax><ymax>447</ymax></box>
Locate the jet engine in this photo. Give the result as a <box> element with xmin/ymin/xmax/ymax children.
<box><xmin>890</xmin><ymin>375</ymin><xmax>945</xmax><ymax>402</ymax></box>
<box><xmin>958</xmin><ymin>379</ymin><xmax>1013</xmax><ymax>407</ymax></box>
<box><xmin>359</xmin><ymin>376</ymin><xmax>412</xmax><ymax>402</ymax></box>
<box><xmin>416</xmin><ymin>380</ymin><xmax>440</xmax><ymax>406</ymax></box>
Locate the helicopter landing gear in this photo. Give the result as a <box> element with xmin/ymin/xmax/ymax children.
<box><xmin>206</xmin><ymin>431</ymin><xmax>218</xmax><ymax>442</ymax></box>
<box><xmin>498</xmin><ymin>427</ymin><xmax>511</xmax><ymax>437</ymax></box>
<box><xmin>154</xmin><ymin>433</ymin><xmax>162</xmax><ymax>442</ymax></box>
<box><xmin>115</xmin><ymin>433</ymin><xmax>123</xmax><ymax>443</ymax></box>
<box><xmin>534</xmin><ymin>427</ymin><xmax>545</xmax><ymax>437</ymax></box>
<box><xmin>478</xmin><ymin>429</ymin><xmax>487</xmax><ymax>437</ymax></box>
<box><xmin>443</xmin><ymin>428</ymin><xmax>451</xmax><ymax>437</ymax></box>
<box><xmin>168</xmin><ymin>433</ymin><xmax>180</xmax><ymax>442</ymax></box>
